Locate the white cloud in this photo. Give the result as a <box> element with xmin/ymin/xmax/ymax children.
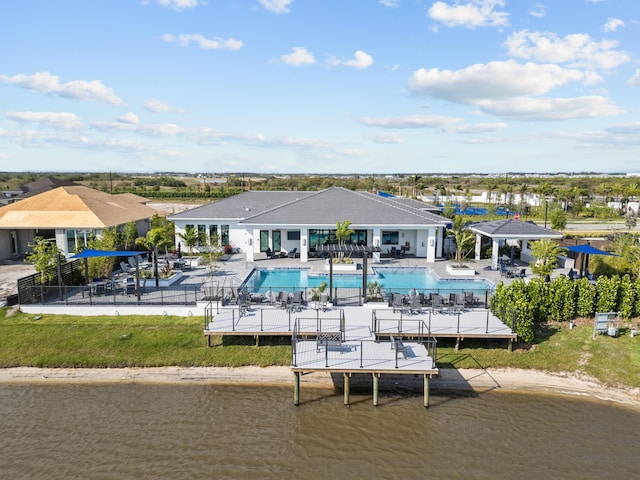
<box><xmin>367</xmin><ymin>132</ymin><xmax>405</xmax><ymax>144</ymax></box>
<box><xmin>259</xmin><ymin>0</ymin><xmax>293</xmax><ymax>14</ymax></box>
<box><xmin>360</xmin><ymin>114</ymin><xmax>462</xmax><ymax>129</ymax></box>
<box><xmin>328</xmin><ymin>50</ymin><xmax>374</xmax><ymax>69</ymax></box>
<box><xmin>359</xmin><ymin>114</ymin><xmax>507</xmax><ymax>134</ymax></box>
<box><xmin>143</xmin><ymin>99</ymin><xmax>179</xmax><ymax>112</ymax></box>
<box><xmin>428</xmin><ymin>0</ymin><xmax>508</xmax><ymax>28</ymax></box>
<box><xmin>529</xmin><ymin>3</ymin><xmax>545</xmax><ymax>18</ymax></box>
<box><xmin>92</xmin><ymin>120</ymin><xmax>185</xmax><ymax>137</ymax></box>
<box><xmin>118</xmin><ymin>112</ymin><xmax>140</xmax><ymax>124</ymax></box>
<box><xmin>604</xmin><ymin>17</ymin><xmax>625</xmax><ymax>32</ymax></box>
<box><xmin>0</xmin><ymin>72</ymin><xmax>123</xmax><ymax>105</ymax></box>
<box><xmin>505</xmin><ymin>30</ymin><xmax>630</xmax><ymax>69</ymax></box>
<box><xmin>480</xmin><ymin>96</ymin><xmax>622</xmax><ymax>121</ymax></box>
<box><xmin>156</xmin><ymin>0</ymin><xmax>202</xmax><ymax>10</ymax></box>
<box><xmin>162</xmin><ymin>33</ymin><xmax>243</xmax><ymax>50</ymax></box>
<box><xmin>5</xmin><ymin>111</ymin><xmax>82</xmax><ymax>130</ymax></box>
<box><xmin>280</xmin><ymin>47</ymin><xmax>316</xmax><ymax>66</ymax></box>
<box><xmin>627</xmin><ymin>69</ymin><xmax>640</xmax><ymax>87</ymax></box>
<box><xmin>379</xmin><ymin>0</ymin><xmax>400</xmax><ymax>7</ymax></box>
<box><xmin>408</xmin><ymin>61</ymin><xmax>591</xmax><ymax>104</ymax></box>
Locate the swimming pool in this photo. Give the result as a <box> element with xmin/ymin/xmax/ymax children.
<box><xmin>243</xmin><ymin>267</ymin><xmax>492</xmax><ymax>294</ymax></box>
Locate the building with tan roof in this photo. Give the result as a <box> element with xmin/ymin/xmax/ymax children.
<box><xmin>0</xmin><ymin>186</ymin><xmax>163</xmax><ymax>259</ymax></box>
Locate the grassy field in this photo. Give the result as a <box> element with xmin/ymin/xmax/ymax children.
<box><xmin>2</xmin><ymin>309</ymin><xmax>639</xmax><ymax>389</ymax></box>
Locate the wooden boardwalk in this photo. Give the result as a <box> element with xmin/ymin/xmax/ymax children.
<box><xmin>204</xmin><ymin>304</ymin><xmax>516</xmax><ymax>406</ymax></box>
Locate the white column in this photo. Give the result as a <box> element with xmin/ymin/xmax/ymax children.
<box><xmin>436</xmin><ymin>227</ymin><xmax>444</xmax><ymax>258</ymax></box>
<box><xmin>427</xmin><ymin>228</ymin><xmax>436</xmax><ymax>262</ymax></box>
<box><xmin>475</xmin><ymin>233</ymin><xmax>482</xmax><ymax>261</ymax></box>
<box><xmin>300</xmin><ymin>229</ymin><xmax>308</xmax><ymax>263</ymax></box>
<box><xmin>372</xmin><ymin>228</ymin><xmax>381</xmax><ymax>263</ymax></box>
<box><xmin>491</xmin><ymin>238</ymin><xmax>500</xmax><ymax>270</ymax></box>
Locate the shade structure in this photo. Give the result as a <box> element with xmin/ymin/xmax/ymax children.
<box><xmin>565</xmin><ymin>244</ymin><xmax>616</xmax><ymax>256</ymax></box>
<box><xmin>71</xmin><ymin>249</ymin><xmax>149</xmax><ymax>258</ymax></box>
<box><xmin>566</xmin><ymin>244</ymin><xmax>617</xmax><ymax>277</ymax></box>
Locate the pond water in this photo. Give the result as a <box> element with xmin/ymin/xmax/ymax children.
<box><xmin>1</xmin><ymin>382</ymin><xmax>638</xmax><ymax>479</ymax></box>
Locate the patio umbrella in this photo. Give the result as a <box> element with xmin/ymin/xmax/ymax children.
<box><xmin>566</xmin><ymin>244</ymin><xmax>617</xmax><ymax>277</ymax></box>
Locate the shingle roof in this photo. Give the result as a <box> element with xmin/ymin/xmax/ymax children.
<box><xmin>239</xmin><ymin>187</ymin><xmax>448</xmax><ymax>226</ymax></box>
<box><xmin>470</xmin><ymin>218</ymin><xmax>562</xmax><ymax>238</ymax></box>
<box><xmin>167</xmin><ymin>191</ymin><xmax>316</xmax><ymax>221</ymax></box>
<box><xmin>0</xmin><ymin>186</ymin><xmax>161</xmax><ymax>229</ymax></box>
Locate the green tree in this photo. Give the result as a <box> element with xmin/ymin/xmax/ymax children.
<box><xmin>178</xmin><ymin>226</ymin><xmax>199</xmax><ymax>258</ymax></box>
<box><xmin>26</xmin><ymin>237</ymin><xmax>64</xmax><ymax>285</ymax></box>
<box><xmin>448</xmin><ymin>215</ymin><xmax>475</xmax><ymax>267</ymax></box>
<box><xmin>530</xmin><ymin>239</ymin><xmax>565</xmax><ymax>278</ymax></box>
<box><xmin>87</xmin><ymin>228</ymin><xmax>119</xmax><ymax>279</ymax></box>
<box><xmin>334</xmin><ymin>220</ymin><xmax>355</xmax><ymax>263</ymax></box>
<box><xmin>625</xmin><ymin>209</ymin><xmax>637</xmax><ymax>231</ymax></box>
<box><xmin>549</xmin><ymin>208</ymin><xmax>567</xmax><ymax>230</ymax></box>
<box><xmin>123</xmin><ymin>221</ymin><xmax>138</xmax><ymax>250</ymax></box>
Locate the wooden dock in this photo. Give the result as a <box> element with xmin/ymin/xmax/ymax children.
<box><xmin>204</xmin><ymin>304</ymin><xmax>516</xmax><ymax>406</ymax></box>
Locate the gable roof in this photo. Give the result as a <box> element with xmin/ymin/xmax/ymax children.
<box><xmin>239</xmin><ymin>187</ymin><xmax>448</xmax><ymax>226</ymax></box>
<box><xmin>469</xmin><ymin>219</ymin><xmax>562</xmax><ymax>238</ymax></box>
<box><xmin>0</xmin><ymin>186</ymin><xmax>161</xmax><ymax>229</ymax></box>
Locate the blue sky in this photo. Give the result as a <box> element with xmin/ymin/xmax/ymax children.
<box><xmin>1</xmin><ymin>0</ymin><xmax>639</xmax><ymax>174</ymax></box>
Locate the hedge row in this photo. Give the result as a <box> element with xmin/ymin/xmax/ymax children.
<box><xmin>490</xmin><ymin>275</ymin><xmax>640</xmax><ymax>342</ymax></box>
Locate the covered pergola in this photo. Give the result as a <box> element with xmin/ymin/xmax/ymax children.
<box><xmin>315</xmin><ymin>244</ymin><xmax>381</xmax><ymax>301</ymax></box>
<box><xmin>469</xmin><ymin>219</ymin><xmax>562</xmax><ymax>271</ymax></box>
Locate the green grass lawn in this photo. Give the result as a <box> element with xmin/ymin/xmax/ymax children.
<box><xmin>2</xmin><ymin>309</ymin><xmax>639</xmax><ymax>389</ymax></box>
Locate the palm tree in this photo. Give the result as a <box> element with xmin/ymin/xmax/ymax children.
<box><xmin>334</xmin><ymin>220</ymin><xmax>355</xmax><ymax>263</ymax></box>
<box><xmin>448</xmin><ymin>216</ymin><xmax>475</xmax><ymax>267</ymax></box>
<box><xmin>178</xmin><ymin>226</ymin><xmax>200</xmax><ymax>267</ymax></box>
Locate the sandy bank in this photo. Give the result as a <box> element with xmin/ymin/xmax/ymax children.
<box><xmin>1</xmin><ymin>366</ymin><xmax>638</xmax><ymax>409</ymax></box>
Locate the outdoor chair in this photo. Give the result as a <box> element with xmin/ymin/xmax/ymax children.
<box><xmin>430</xmin><ymin>294</ymin><xmax>444</xmax><ymax>314</ymax></box>
<box><xmin>120</xmin><ymin>261</ymin><xmax>135</xmax><ymax>274</ymax></box>
<box><xmin>125</xmin><ymin>277</ymin><xmax>136</xmax><ymax>296</ymax></box>
<box><xmin>275</xmin><ymin>291</ymin><xmax>289</xmax><ymax>309</ymax></box>
<box><xmin>464</xmin><ymin>291</ymin><xmax>476</xmax><ymax>308</ymax></box>
<box><xmin>287</xmin><ymin>248</ymin><xmax>298</xmax><ymax>258</ymax></box>
<box><xmin>318</xmin><ymin>293</ymin><xmax>329</xmax><ymax>311</ymax></box>
<box><xmin>391</xmin><ymin>293</ymin><xmax>405</xmax><ymax>313</ymax></box>
<box><xmin>290</xmin><ymin>291</ymin><xmax>304</xmax><ymax>311</ymax></box>
<box><xmin>409</xmin><ymin>295</ymin><xmax>423</xmax><ymax>314</ymax></box>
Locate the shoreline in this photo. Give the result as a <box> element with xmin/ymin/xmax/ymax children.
<box><xmin>1</xmin><ymin>366</ymin><xmax>639</xmax><ymax>410</ymax></box>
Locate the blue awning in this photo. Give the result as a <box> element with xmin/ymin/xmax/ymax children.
<box><xmin>71</xmin><ymin>249</ymin><xmax>149</xmax><ymax>259</ymax></box>
<box><xmin>566</xmin><ymin>244</ymin><xmax>617</xmax><ymax>256</ymax></box>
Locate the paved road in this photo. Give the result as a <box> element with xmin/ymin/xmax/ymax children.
<box><xmin>563</xmin><ymin>222</ymin><xmax>638</xmax><ymax>232</ymax></box>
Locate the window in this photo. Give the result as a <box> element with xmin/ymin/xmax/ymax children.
<box><xmin>209</xmin><ymin>225</ymin><xmax>220</xmax><ymax>245</ymax></box>
<box><xmin>382</xmin><ymin>231</ymin><xmax>399</xmax><ymax>245</ymax></box>
<box><xmin>221</xmin><ymin>225</ymin><xmax>230</xmax><ymax>245</ymax></box>
<box><xmin>197</xmin><ymin>225</ymin><xmax>207</xmax><ymax>245</ymax></box>
<box><xmin>287</xmin><ymin>230</ymin><xmax>300</xmax><ymax>241</ymax></box>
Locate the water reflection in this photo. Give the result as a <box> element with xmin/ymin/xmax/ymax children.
<box><xmin>0</xmin><ymin>384</ymin><xmax>638</xmax><ymax>479</ymax></box>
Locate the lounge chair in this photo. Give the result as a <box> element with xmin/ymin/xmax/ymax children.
<box><xmin>290</xmin><ymin>291</ymin><xmax>304</xmax><ymax>311</ymax></box>
<box><xmin>408</xmin><ymin>295</ymin><xmax>423</xmax><ymax>314</ymax></box>
<box><xmin>318</xmin><ymin>292</ymin><xmax>329</xmax><ymax>311</ymax></box>
<box><xmin>287</xmin><ymin>248</ymin><xmax>298</xmax><ymax>258</ymax></box>
<box><xmin>120</xmin><ymin>261</ymin><xmax>135</xmax><ymax>274</ymax></box>
<box><xmin>265</xmin><ymin>248</ymin><xmax>276</xmax><ymax>259</ymax></box>
<box><xmin>391</xmin><ymin>293</ymin><xmax>405</xmax><ymax>313</ymax></box>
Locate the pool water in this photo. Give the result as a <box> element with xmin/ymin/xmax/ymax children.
<box><xmin>244</xmin><ymin>267</ymin><xmax>491</xmax><ymax>293</ymax></box>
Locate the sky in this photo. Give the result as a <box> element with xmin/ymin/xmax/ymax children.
<box><xmin>1</xmin><ymin>0</ymin><xmax>640</xmax><ymax>175</ymax></box>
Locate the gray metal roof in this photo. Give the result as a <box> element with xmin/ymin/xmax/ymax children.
<box><xmin>239</xmin><ymin>187</ymin><xmax>448</xmax><ymax>226</ymax></box>
<box><xmin>168</xmin><ymin>191</ymin><xmax>316</xmax><ymax>221</ymax></box>
<box><xmin>470</xmin><ymin>219</ymin><xmax>562</xmax><ymax>238</ymax></box>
